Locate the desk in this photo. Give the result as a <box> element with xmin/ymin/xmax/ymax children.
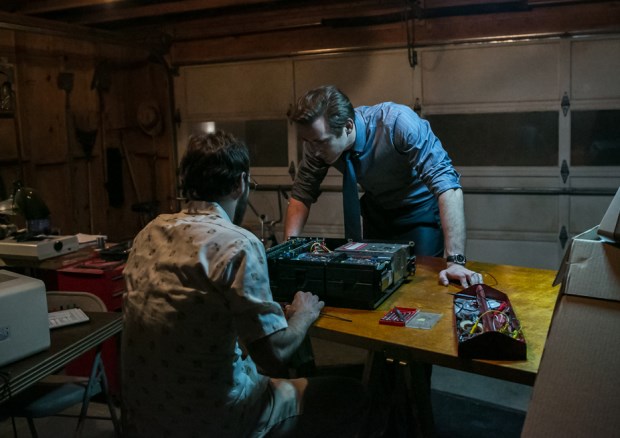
<box><xmin>0</xmin><ymin>246</ymin><xmax>98</xmax><ymax>271</ymax></box>
<box><xmin>311</xmin><ymin>256</ymin><xmax>560</xmax><ymax>385</ymax></box>
<box><xmin>0</xmin><ymin>312</ymin><xmax>122</xmax><ymax>404</ymax></box>
<box><xmin>310</xmin><ymin>257</ymin><xmax>560</xmax><ymax>436</ymax></box>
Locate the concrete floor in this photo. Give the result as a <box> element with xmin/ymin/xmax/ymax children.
<box><xmin>1</xmin><ymin>338</ymin><xmax>531</xmax><ymax>437</ymax></box>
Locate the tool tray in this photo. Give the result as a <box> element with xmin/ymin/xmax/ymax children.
<box><xmin>453</xmin><ymin>284</ymin><xmax>526</xmax><ymax>360</ymax></box>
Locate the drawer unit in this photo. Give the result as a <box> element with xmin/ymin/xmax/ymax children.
<box><xmin>56</xmin><ymin>259</ymin><xmax>125</xmax><ymax>311</ymax></box>
<box><xmin>53</xmin><ymin>258</ymin><xmax>125</xmax><ymax>395</ymax></box>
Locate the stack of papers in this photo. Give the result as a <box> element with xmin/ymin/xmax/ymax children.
<box><xmin>75</xmin><ymin>233</ymin><xmax>107</xmax><ymax>247</ymax></box>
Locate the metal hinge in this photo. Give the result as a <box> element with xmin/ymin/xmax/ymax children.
<box><xmin>559</xmin><ymin>225</ymin><xmax>569</xmax><ymax>249</ymax></box>
<box><xmin>560</xmin><ymin>159</ymin><xmax>570</xmax><ymax>183</ymax></box>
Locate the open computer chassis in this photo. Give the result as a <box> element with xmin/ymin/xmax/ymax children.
<box><xmin>266</xmin><ymin>237</ymin><xmax>416</xmax><ymax>310</ymax></box>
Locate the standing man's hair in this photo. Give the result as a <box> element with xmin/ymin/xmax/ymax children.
<box><xmin>288</xmin><ymin>85</ymin><xmax>354</xmax><ymax>136</ymax></box>
<box><xmin>180</xmin><ymin>131</ymin><xmax>249</xmax><ymax>201</ymax></box>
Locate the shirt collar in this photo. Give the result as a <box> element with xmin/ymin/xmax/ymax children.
<box><xmin>185</xmin><ymin>200</ymin><xmax>232</xmax><ymax>222</ymax></box>
<box><xmin>352</xmin><ymin>111</ymin><xmax>366</xmax><ymax>155</ymax></box>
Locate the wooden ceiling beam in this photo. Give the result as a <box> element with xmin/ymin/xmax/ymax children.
<box><xmin>170</xmin><ymin>21</ymin><xmax>408</xmax><ymax>65</ymax></box>
<box><xmin>18</xmin><ymin>0</ymin><xmax>127</xmax><ymax>14</ymax></box>
<box><xmin>0</xmin><ymin>9</ymin><xmax>140</xmax><ymax>47</ymax></box>
<box><xmin>163</xmin><ymin>0</ymin><xmax>406</xmax><ymax>41</ymax></box>
<box><xmin>69</xmin><ymin>0</ymin><xmax>287</xmax><ymax>25</ymax></box>
<box><xmin>527</xmin><ymin>0</ymin><xmax>606</xmax><ymax>4</ymax></box>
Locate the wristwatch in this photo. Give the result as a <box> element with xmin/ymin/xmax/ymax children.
<box><xmin>446</xmin><ymin>254</ymin><xmax>467</xmax><ymax>265</ymax></box>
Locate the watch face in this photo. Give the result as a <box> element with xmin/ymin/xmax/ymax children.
<box><xmin>448</xmin><ymin>254</ymin><xmax>466</xmax><ymax>264</ymax></box>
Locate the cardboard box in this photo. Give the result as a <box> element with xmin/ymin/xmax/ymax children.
<box><xmin>552</xmin><ymin>226</ymin><xmax>620</xmax><ymax>301</ymax></box>
<box><xmin>599</xmin><ymin>186</ymin><xmax>620</xmax><ymax>242</ymax></box>
<box><xmin>522</xmin><ymin>192</ymin><xmax>620</xmax><ymax>437</ymax></box>
<box><xmin>522</xmin><ymin>293</ymin><xmax>620</xmax><ymax>437</ymax></box>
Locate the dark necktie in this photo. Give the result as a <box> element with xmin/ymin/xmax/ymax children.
<box><xmin>342</xmin><ymin>151</ymin><xmax>362</xmax><ymax>241</ymax></box>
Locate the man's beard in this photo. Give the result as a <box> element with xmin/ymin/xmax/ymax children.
<box><xmin>232</xmin><ymin>185</ymin><xmax>250</xmax><ymax>226</ymax></box>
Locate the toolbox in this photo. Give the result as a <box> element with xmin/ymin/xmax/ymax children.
<box><xmin>453</xmin><ymin>284</ymin><xmax>526</xmax><ymax>360</ymax></box>
<box><xmin>55</xmin><ymin>258</ymin><xmax>125</xmax><ymax>311</ymax></box>
<box><xmin>267</xmin><ymin>237</ymin><xmax>415</xmax><ymax>309</ymax></box>
<box><xmin>53</xmin><ymin>257</ymin><xmax>125</xmax><ymax>394</ymax></box>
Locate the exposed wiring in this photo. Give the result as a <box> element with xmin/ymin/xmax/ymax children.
<box><xmin>310</xmin><ymin>241</ymin><xmax>331</xmax><ymax>253</ymax></box>
<box><xmin>468</xmin><ymin>308</ymin><xmax>522</xmax><ymax>339</ymax></box>
<box><xmin>479</xmin><ymin>270</ymin><xmax>499</xmax><ymax>286</ymax></box>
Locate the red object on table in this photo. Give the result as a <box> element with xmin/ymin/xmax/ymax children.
<box><xmin>54</xmin><ymin>258</ymin><xmax>125</xmax><ymax>395</ymax></box>
<box><xmin>379</xmin><ymin>306</ymin><xmax>419</xmax><ymax>327</ymax></box>
<box><xmin>56</xmin><ymin>258</ymin><xmax>125</xmax><ymax>311</ymax></box>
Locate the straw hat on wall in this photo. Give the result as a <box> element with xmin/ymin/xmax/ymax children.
<box><xmin>137</xmin><ymin>101</ymin><xmax>163</xmax><ymax>137</ymax></box>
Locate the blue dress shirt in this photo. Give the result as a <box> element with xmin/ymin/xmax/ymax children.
<box><xmin>292</xmin><ymin>102</ymin><xmax>461</xmax><ymax>214</ymax></box>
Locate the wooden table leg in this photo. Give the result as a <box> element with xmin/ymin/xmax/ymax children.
<box><xmin>362</xmin><ymin>350</ymin><xmax>436</xmax><ymax>437</ymax></box>
<box><xmin>406</xmin><ymin>360</ymin><xmax>435</xmax><ymax>438</ymax></box>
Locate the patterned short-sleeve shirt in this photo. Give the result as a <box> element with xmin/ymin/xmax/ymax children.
<box><xmin>122</xmin><ymin>201</ymin><xmax>288</xmax><ymax>438</ymax></box>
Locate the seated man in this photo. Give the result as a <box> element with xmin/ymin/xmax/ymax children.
<box><xmin>122</xmin><ymin>131</ymin><xmax>368</xmax><ymax>437</ymax></box>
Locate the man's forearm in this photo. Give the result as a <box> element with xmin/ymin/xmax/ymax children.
<box><xmin>270</xmin><ymin>312</ymin><xmax>315</xmax><ymax>361</ymax></box>
<box><xmin>284</xmin><ymin>198</ymin><xmax>310</xmax><ymax>240</ymax></box>
<box><xmin>247</xmin><ymin>311</ymin><xmax>316</xmax><ymax>374</ymax></box>
<box><xmin>438</xmin><ymin>188</ymin><xmax>466</xmax><ymax>257</ymax></box>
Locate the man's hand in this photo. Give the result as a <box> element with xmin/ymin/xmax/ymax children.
<box><xmin>284</xmin><ymin>291</ymin><xmax>325</xmax><ymax>322</ymax></box>
<box><xmin>439</xmin><ymin>264</ymin><xmax>483</xmax><ymax>288</ymax></box>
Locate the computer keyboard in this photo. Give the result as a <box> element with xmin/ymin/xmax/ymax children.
<box><xmin>48</xmin><ymin>307</ymin><xmax>90</xmax><ymax>329</ymax></box>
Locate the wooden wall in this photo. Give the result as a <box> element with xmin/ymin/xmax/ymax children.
<box><xmin>0</xmin><ymin>28</ymin><xmax>176</xmax><ymax>242</ymax></box>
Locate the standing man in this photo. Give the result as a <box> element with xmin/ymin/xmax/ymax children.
<box><xmin>122</xmin><ymin>131</ymin><xmax>368</xmax><ymax>437</ymax></box>
<box><xmin>285</xmin><ymin>85</ymin><xmax>480</xmax><ymax>287</ymax></box>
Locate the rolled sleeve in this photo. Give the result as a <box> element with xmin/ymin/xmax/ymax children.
<box><xmin>394</xmin><ymin>110</ymin><xmax>461</xmax><ymax>197</ymax></box>
<box><xmin>291</xmin><ymin>147</ymin><xmax>330</xmax><ymax>204</ymax></box>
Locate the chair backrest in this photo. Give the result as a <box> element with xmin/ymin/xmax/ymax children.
<box><xmin>46</xmin><ymin>291</ymin><xmax>107</xmax><ymax>312</ymax></box>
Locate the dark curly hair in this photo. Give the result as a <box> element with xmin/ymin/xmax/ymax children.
<box><xmin>288</xmin><ymin>85</ymin><xmax>355</xmax><ymax>136</ymax></box>
<box><xmin>180</xmin><ymin>131</ymin><xmax>249</xmax><ymax>201</ymax></box>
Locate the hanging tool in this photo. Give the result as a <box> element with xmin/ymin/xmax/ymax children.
<box><xmin>57</xmin><ymin>71</ymin><xmax>79</xmax><ymax>232</ymax></box>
